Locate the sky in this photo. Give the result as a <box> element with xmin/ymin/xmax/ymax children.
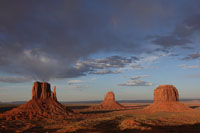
<box><xmin>0</xmin><ymin>0</ymin><xmax>200</xmax><ymax>102</ymax></box>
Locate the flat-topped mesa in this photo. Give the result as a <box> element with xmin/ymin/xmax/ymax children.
<box><xmin>144</xmin><ymin>84</ymin><xmax>193</xmax><ymax>112</ymax></box>
<box><xmin>154</xmin><ymin>85</ymin><xmax>179</xmax><ymax>102</ymax></box>
<box><xmin>32</xmin><ymin>81</ymin><xmax>57</xmax><ymax>100</ymax></box>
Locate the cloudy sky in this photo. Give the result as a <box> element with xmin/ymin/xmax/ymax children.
<box><xmin>0</xmin><ymin>0</ymin><xmax>200</xmax><ymax>102</ymax></box>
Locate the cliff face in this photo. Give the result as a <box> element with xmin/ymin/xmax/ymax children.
<box><xmin>154</xmin><ymin>85</ymin><xmax>179</xmax><ymax>102</ymax></box>
<box><xmin>144</xmin><ymin>85</ymin><xmax>193</xmax><ymax>113</ymax></box>
<box><xmin>32</xmin><ymin>82</ymin><xmax>57</xmax><ymax>100</ymax></box>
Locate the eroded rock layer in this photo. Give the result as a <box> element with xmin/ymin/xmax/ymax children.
<box><xmin>154</xmin><ymin>85</ymin><xmax>179</xmax><ymax>102</ymax></box>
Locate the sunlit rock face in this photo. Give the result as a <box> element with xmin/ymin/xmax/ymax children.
<box><xmin>103</xmin><ymin>91</ymin><xmax>115</xmax><ymax>102</ymax></box>
<box><xmin>154</xmin><ymin>85</ymin><xmax>179</xmax><ymax>102</ymax></box>
<box><xmin>101</xmin><ymin>91</ymin><xmax>119</xmax><ymax>106</ymax></box>
<box><xmin>90</xmin><ymin>91</ymin><xmax>125</xmax><ymax>110</ymax></box>
<box><xmin>144</xmin><ymin>85</ymin><xmax>193</xmax><ymax>113</ymax></box>
<box><xmin>0</xmin><ymin>82</ymin><xmax>73</xmax><ymax>120</ymax></box>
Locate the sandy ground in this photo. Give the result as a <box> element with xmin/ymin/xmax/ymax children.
<box><xmin>1</xmin><ymin>101</ymin><xmax>200</xmax><ymax>132</ymax></box>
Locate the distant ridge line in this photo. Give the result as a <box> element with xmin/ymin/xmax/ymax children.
<box><xmin>1</xmin><ymin>99</ymin><xmax>200</xmax><ymax>105</ymax></box>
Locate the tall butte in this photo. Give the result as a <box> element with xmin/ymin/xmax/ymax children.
<box><xmin>90</xmin><ymin>91</ymin><xmax>125</xmax><ymax>110</ymax></box>
<box><xmin>32</xmin><ymin>82</ymin><xmax>57</xmax><ymax>100</ymax></box>
<box><xmin>144</xmin><ymin>85</ymin><xmax>193</xmax><ymax>112</ymax></box>
<box><xmin>0</xmin><ymin>82</ymin><xmax>73</xmax><ymax>120</ymax></box>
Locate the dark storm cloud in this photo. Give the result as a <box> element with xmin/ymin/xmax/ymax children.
<box><xmin>0</xmin><ymin>76</ymin><xmax>33</xmax><ymax>83</ymax></box>
<box><xmin>0</xmin><ymin>0</ymin><xmax>148</xmax><ymax>82</ymax></box>
<box><xmin>0</xmin><ymin>0</ymin><xmax>200</xmax><ymax>82</ymax></box>
<box><xmin>183</xmin><ymin>52</ymin><xmax>200</xmax><ymax>60</ymax></box>
<box><xmin>154</xmin><ymin>48</ymin><xmax>170</xmax><ymax>54</ymax></box>
<box><xmin>150</xmin><ymin>14</ymin><xmax>200</xmax><ymax>48</ymax></box>
<box><xmin>152</xmin><ymin>35</ymin><xmax>191</xmax><ymax>47</ymax></box>
<box><xmin>173</xmin><ymin>15</ymin><xmax>200</xmax><ymax>38</ymax></box>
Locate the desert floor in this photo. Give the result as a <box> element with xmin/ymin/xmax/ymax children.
<box><xmin>1</xmin><ymin>101</ymin><xmax>200</xmax><ymax>132</ymax></box>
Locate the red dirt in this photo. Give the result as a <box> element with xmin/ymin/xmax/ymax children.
<box><xmin>144</xmin><ymin>85</ymin><xmax>194</xmax><ymax>113</ymax></box>
<box><xmin>0</xmin><ymin>82</ymin><xmax>73</xmax><ymax>120</ymax></box>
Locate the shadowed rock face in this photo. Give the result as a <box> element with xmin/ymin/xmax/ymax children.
<box><xmin>154</xmin><ymin>85</ymin><xmax>179</xmax><ymax>102</ymax></box>
<box><xmin>32</xmin><ymin>82</ymin><xmax>56</xmax><ymax>100</ymax></box>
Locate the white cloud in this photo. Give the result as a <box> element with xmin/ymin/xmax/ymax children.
<box><xmin>130</xmin><ymin>75</ymin><xmax>149</xmax><ymax>80</ymax></box>
<box><xmin>75</xmin><ymin>56</ymin><xmax>133</xmax><ymax>70</ymax></box>
<box><xmin>143</xmin><ymin>55</ymin><xmax>160</xmax><ymax>63</ymax></box>
<box><xmin>90</xmin><ymin>69</ymin><xmax>122</xmax><ymax>75</ymax></box>
<box><xmin>118</xmin><ymin>80</ymin><xmax>153</xmax><ymax>86</ymax></box>
<box><xmin>118</xmin><ymin>75</ymin><xmax>153</xmax><ymax>87</ymax></box>
<box><xmin>67</xmin><ymin>85</ymin><xmax>88</xmax><ymax>89</ymax></box>
<box><xmin>179</xmin><ymin>64</ymin><xmax>200</xmax><ymax>69</ymax></box>
<box><xmin>67</xmin><ymin>80</ymin><xmax>83</xmax><ymax>85</ymax></box>
<box><xmin>74</xmin><ymin>56</ymin><xmax>138</xmax><ymax>76</ymax></box>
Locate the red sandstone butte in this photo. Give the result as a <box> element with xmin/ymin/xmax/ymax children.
<box><xmin>90</xmin><ymin>91</ymin><xmax>125</xmax><ymax>110</ymax></box>
<box><xmin>32</xmin><ymin>82</ymin><xmax>57</xmax><ymax>100</ymax></box>
<box><xmin>0</xmin><ymin>81</ymin><xmax>73</xmax><ymax>120</ymax></box>
<box><xmin>154</xmin><ymin>85</ymin><xmax>179</xmax><ymax>102</ymax></box>
<box><xmin>144</xmin><ymin>85</ymin><xmax>193</xmax><ymax>113</ymax></box>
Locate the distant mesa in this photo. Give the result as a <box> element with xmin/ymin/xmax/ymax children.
<box><xmin>144</xmin><ymin>85</ymin><xmax>194</xmax><ymax>112</ymax></box>
<box><xmin>0</xmin><ymin>81</ymin><xmax>73</xmax><ymax>120</ymax></box>
<box><xmin>90</xmin><ymin>91</ymin><xmax>125</xmax><ymax>110</ymax></box>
